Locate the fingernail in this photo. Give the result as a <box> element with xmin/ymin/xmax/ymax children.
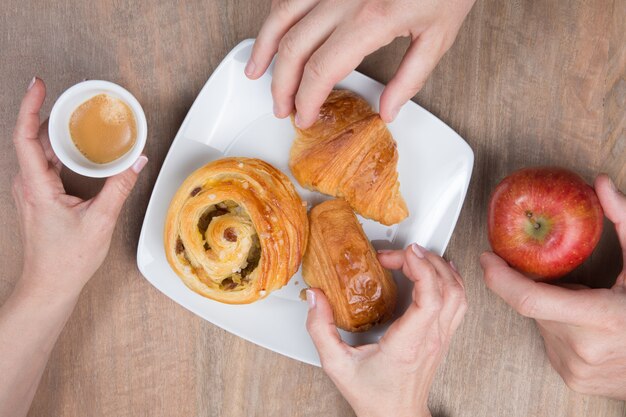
<box><xmin>411</xmin><ymin>243</ymin><xmax>425</xmax><ymax>258</ymax></box>
<box><xmin>294</xmin><ymin>113</ymin><xmax>302</xmax><ymax>128</ymax></box>
<box><xmin>245</xmin><ymin>60</ymin><xmax>256</xmax><ymax>77</ymax></box>
<box><xmin>131</xmin><ymin>155</ymin><xmax>148</xmax><ymax>174</ymax></box>
<box><xmin>27</xmin><ymin>77</ymin><xmax>36</xmax><ymax>91</ymax></box>
<box><xmin>306</xmin><ymin>289</ymin><xmax>316</xmax><ymax>309</ymax></box>
<box><xmin>388</xmin><ymin>105</ymin><xmax>400</xmax><ymax>122</ymax></box>
<box><xmin>450</xmin><ymin>261</ymin><xmax>458</xmax><ymax>272</ymax></box>
<box><xmin>608</xmin><ymin>176</ymin><xmax>621</xmax><ymax>194</ymax></box>
<box><xmin>377</xmin><ymin>249</ymin><xmax>393</xmax><ymax>254</ymax></box>
<box><xmin>479</xmin><ymin>252</ymin><xmax>491</xmax><ymax>266</ymax></box>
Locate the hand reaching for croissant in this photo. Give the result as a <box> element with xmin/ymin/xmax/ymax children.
<box><xmin>306</xmin><ymin>244</ymin><xmax>467</xmax><ymax>417</ymax></box>
<box><xmin>481</xmin><ymin>174</ymin><xmax>626</xmax><ymax>400</ymax></box>
<box><xmin>247</xmin><ymin>0</ymin><xmax>476</xmax><ymax>128</ymax></box>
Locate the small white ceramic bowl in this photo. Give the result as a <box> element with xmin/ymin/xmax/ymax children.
<box><xmin>49</xmin><ymin>80</ymin><xmax>147</xmax><ymax>178</ymax></box>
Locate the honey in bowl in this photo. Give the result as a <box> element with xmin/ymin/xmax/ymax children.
<box><xmin>69</xmin><ymin>94</ymin><xmax>137</xmax><ymax>164</ymax></box>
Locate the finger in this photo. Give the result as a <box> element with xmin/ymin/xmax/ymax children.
<box><xmin>595</xmin><ymin>174</ymin><xmax>626</xmax><ymax>258</ymax></box>
<box><xmin>271</xmin><ymin>3</ymin><xmax>339</xmax><ymax>117</ymax></box>
<box><xmin>380</xmin><ymin>246</ymin><xmax>455</xmax><ymax>357</ymax></box>
<box><xmin>377</xmin><ymin>249</ymin><xmax>405</xmax><ymax>270</ymax></box>
<box><xmin>12</xmin><ymin>78</ymin><xmax>51</xmax><ymax>181</ymax></box>
<box><xmin>559</xmin><ymin>283</ymin><xmax>590</xmax><ymax>290</ymax></box>
<box><xmin>88</xmin><ymin>156</ymin><xmax>147</xmax><ymax>222</ymax></box>
<box><xmin>246</xmin><ymin>0</ymin><xmax>321</xmax><ymax>80</ymax></box>
<box><xmin>38</xmin><ymin>119</ymin><xmax>62</xmax><ymax>174</ymax></box>
<box><xmin>379</xmin><ymin>34</ymin><xmax>448</xmax><ymax>122</ymax></box>
<box><xmin>305</xmin><ymin>288</ymin><xmax>353</xmax><ymax>366</ymax></box>
<box><xmin>449</xmin><ymin>295</ymin><xmax>468</xmax><ymax>336</ymax></box>
<box><xmin>380</xmin><ymin>245</ymin><xmax>443</xmax><ymax>348</ymax></box>
<box><xmin>404</xmin><ymin>244</ymin><xmax>444</xmax><ymax>308</ymax></box>
<box><xmin>449</xmin><ymin>260</ymin><xmax>465</xmax><ymax>289</ymax></box>
<box><xmin>421</xmin><ymin>249</ymin><xmax>467</xmax><ymax>332</ymax></box>
<box><xmin>423</xmin><ymin>247</ymin><xmax>457</xmax><ymax>285</ymax></box>
<box><xmin>294</xmin><ymin>24</ymin><xmax>395</xmax><ymax>129</ymax></box>
<box><xmin>480</xmin><ymin>252</ymin><xmax>597</xmax><ymax>324</ymax></box>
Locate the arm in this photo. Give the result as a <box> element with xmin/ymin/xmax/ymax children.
<box><xmin>247</xmin><ymin>0</ymin><xmax>476</xmax><ymax>128</ymax></box>
<box><xmin>0</xmin><ymin>282</ymin><xmax>80</xmax><ymax>417</ymax></box>
<box><xmin>0</xmin><ymin>78</ymin><xmax>147</xmax><ymax>417</ymax></box>
<box><xmin>481</xmin><ymin>174</ymin><xmax>626</xmax><ymax>399</ymax></box>
<box><xmin>306</xmin><ymin>244</ymin><xmax>467</xmax><ymax>417</ymax></box>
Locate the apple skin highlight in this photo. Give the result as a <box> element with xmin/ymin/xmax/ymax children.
<box><xmin>487</xmin><ymin>167</ymin><xmax>604</xmax><ymax>279</ymax></box>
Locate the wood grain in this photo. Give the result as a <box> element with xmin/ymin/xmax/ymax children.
<box><xmin>0</xmin><ymin>0</ymin><xmax>624</xmax><ymax>416</ymax></box>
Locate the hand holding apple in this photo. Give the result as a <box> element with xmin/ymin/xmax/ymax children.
<box><xmin>487</xmin><ymin>167</ymin><xmax>604</xmax><ymax>279</ymax></box>
<box><xmin>481</xmin><ymin>174</ymin><xmax>626</xmax><ymax>399</ymax></box>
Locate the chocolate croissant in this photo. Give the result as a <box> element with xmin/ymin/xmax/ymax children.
<box><xmin>289</xmin><ymin>90</ymin><xmax>409</xmax><ymax>225</ymax></box>
<box><xmin>164</xmin><ymin>157</ymin><xmax>308</xmax><ymax>304</ymax></box>
<box><xmin>303</xmin><ymin>199</ymin><xmax>397</xmax><ymax>332</ymax></box>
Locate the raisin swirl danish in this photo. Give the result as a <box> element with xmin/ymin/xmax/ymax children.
<box><xmin>164</xmin><ymin>157</ymin><xmax>308</xmax><ymax>304</ymax></box>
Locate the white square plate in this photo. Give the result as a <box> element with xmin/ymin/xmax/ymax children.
<box><xmin>137</xmin><ymin>39</ymin><xmax>474</xmax><ymax>366</ymax></box>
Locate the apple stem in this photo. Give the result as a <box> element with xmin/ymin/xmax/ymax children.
<box><xmin>526</xmin><ymin>210</ymin><xmax>542</xmax><ymax>230</ymax></box>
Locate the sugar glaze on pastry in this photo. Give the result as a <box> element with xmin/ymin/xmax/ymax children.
<box><xmin>303</xmin><ymin>199</ymin><xmax>397</xmax><ymax>332</ymax></box>
<box><xmin>164</xmin><ymin>157</ymin><xmax>308</xmax><ymax>304</ymax></box>
<box><xmin>289</xmin><ymin>89</ymin><xmax>409</xmax><ymax>226</ymax></box>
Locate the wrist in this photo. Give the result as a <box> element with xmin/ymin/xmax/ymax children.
<box><xmin>15</xmin><ymin>272</ymin><xmax>83</xmax><ymax>307</ymax></box>
<box><xmin>354</xmin><ymin>403</ymin><xmax>430</xmax><ymax>417</ymax></box>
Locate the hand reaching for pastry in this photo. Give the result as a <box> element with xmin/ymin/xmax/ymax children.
<box><xmin>481</xmin><ymin>174</ymin><xmax>626</xmax><ymax>400</ymax></box>
<box><xmin>0</xmin><ymin>78</ymin><xmax>146</xmax><ymax>417</ymax></box>
<box><xmin>247</xmin><ymin>0</ymin><xmax>476</xmax><ymax>128</ymax></box>
<box><xmin>306</xmin><ymin>244</ymin><xmax>467</xmax><ymax>417</ymax></box>
<box><xmin>12</xmin><ymin>78</ymin><xmax>147</xmax><ymax>299</ymax></box>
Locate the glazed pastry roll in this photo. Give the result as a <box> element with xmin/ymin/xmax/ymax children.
<box><xmin>289</xmin><ymin>89</ymin><xmax>409</xmax><ymax>226</ymax></box>
<box><xmin>303</xmin><ymin>199</ymin><xmax>397</xmax><ymax>332</ymax></box>
<box><xmin>164</xmin><ymin>157</ymin><xmax>308</xmax><ymax>304</ymax></box>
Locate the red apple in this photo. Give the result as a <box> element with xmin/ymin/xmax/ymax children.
<box><xmin>487</xmin><ymin>167</ymin><xmax>604</xmax><ymax>279</ymax></box>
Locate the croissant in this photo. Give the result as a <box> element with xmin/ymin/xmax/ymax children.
<box><xmin>164</xmin><ymin>157</ymin><xmax>309</xmax><ymax>304</ymax></box>
<box><xmin>303</xmin><ymin>199</ymin><xmax>397</xmax><ymax>332</ymax></box>
<box><xmin>289</xmin><ymin>89</ymin><xmax>409</xmax><ymax>225</ymax></box>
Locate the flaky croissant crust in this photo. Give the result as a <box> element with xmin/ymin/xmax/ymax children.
<box><xmin>303</xmin><ymin>199</ymin><xmax>397</xmax><ymax>332</ymax></box>
<box><xmin>290</xmin><ymin>90</ymin><xmax>409</xmax><ymax>226</ymax></box>
<box><xmin>164</xmin><ymin>157</ymin><xmax>308</xmax><ymax>304</ymax></box>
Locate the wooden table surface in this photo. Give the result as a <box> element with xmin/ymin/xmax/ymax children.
<box><xmin>1</xmin><ymin>1</ymin><xmax>625</xmax><ymax>416</ymax></box>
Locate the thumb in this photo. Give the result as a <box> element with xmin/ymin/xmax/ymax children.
<box><xmin>89</xmin><ymin>155</ymin><xmax>147</xmax><ymax>221</ymax></box>
<box><xmin>377</xmin><ymin>249</ymin><xmax>406</xmax><ymax>270</ymax></box>
<box><xmin>305</xmin><ymin>288</ymin><xmax>351</xmax><ymax>366</ymax></box>
<box><xmin>480</xmin><ymin>252</ymin><xmax>593</xmax><ymax>324</ymax></box>
<box><xmin>595</xmin><ymin>174</ymin><xmax>626</xmax><ymax>257</ymax></box>
<box><xmin>379</xmin><ymin>35</ymin><xmax>447</xmax><ymax>123</ymax></box>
